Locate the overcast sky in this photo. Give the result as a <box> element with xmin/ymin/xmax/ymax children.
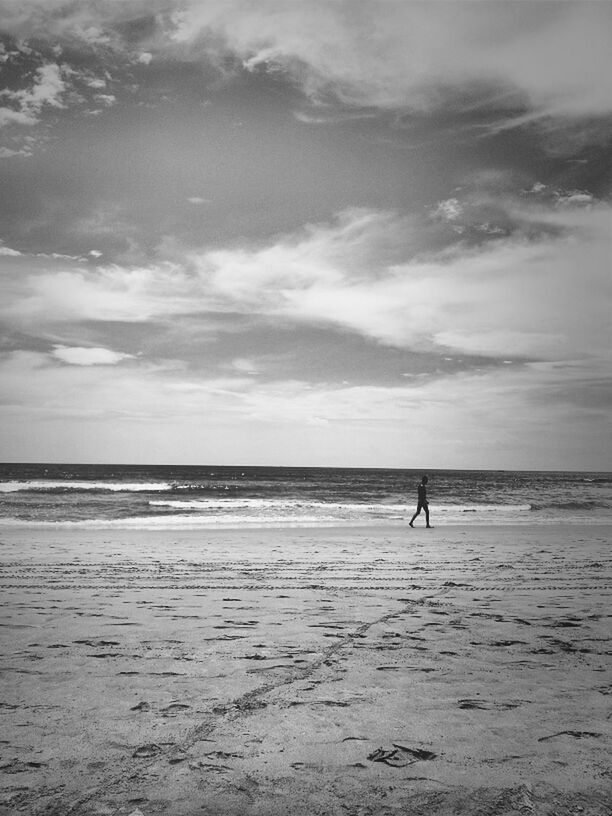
<box><xmin>0</xmin><ymin>0</ymin><xmax>610</xmax><ymax>469</ymax></box>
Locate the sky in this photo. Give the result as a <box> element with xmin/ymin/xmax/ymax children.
<box><xmin>0</xmin><ymin>0</ymin><xmax>610</xmax><ymax>470</ymax></box>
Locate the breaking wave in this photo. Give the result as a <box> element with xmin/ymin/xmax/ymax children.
<box><xmin>0</xmin><ymin>480</ymin><xmax>174</xmax><ymax>493</ymax></box>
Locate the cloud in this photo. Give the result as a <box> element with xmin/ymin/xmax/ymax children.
<box><xmin>84</xmin><ymin>77</ymin><xmax>107</xmax><ymax>89</ymax></box>
<box><xmin>51</xmin><ymin>345</ymin><xmax>132</xmax><ymax>365</ymax></box>
<box><xmin>0</xmin><ymin>242</ymin><xmax>21</xmax><ymax>256</ymax></box>
<box><xmin>192</xmin><ymin>202</ymin><xmax>610</xmax><ymax>365</ymax></box>
<box><xmin>0</xmin><ymin>144</ymin><xmax>32</xmax><ymax>157</ymax></box>
<box><xmin>2</xmin><ymin>259</ymin><xmax>195</xmax><ymax>323</ymax></box>
<box><xmin>166</xmin><ymin>0</ymin><xmax>612</xmax><ymax>122</ymax></box>
<box><xmin>2</xmin><ymin>195</ymin><xmax>609</xmax><ymax>367</ymax></box>
<box><xmin>293</xmin><ymin>109</ymin><xmax>379</xmax><ymax>125</ymax></box>
<box><xmin>0</xmin><ymin>1</ymin><xmax>159</xmax><ymax>47</ymax></box>
<box><xmin>0</xmin><ymin>62</ymin><xmax>66</xmax><ymax>129</ymax></box>
<box><xmin>0</xmin><ymin>107</ymin><xmax>38</xmax><ymax>127</ymax></box>
<box><xmin>0</xmin><ymin>188</ymin><xmax>609</xmax><ymax>467</ymax></box>
<box><xmin>93</xmin><ymin>93</ymin><xmax>116</xmax><ymax>106</ymax></box>
<box><xmin>3</xmin><ymin>2</ymin><xmax>610</xmax><ymax>127</ymax></box>
<box><xmin>1</xmin><ymin>196</ymin><xmax>608</xmax><ymax>451</ymax></box>
<box><xmin>431</xmin><ymin>198</ymin><xmax>463</xmax><ymax>223</ymax></box>
<box><xmin>1</xmin><ymin>347</ymin><xmax>608</xmax><ymax>468</ymax></box>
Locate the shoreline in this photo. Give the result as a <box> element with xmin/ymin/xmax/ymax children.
<box><xmin>1</xmin><ymin>524</ymin><xmax>610</xmax><ymax>814</ymax></box>
<box><xmin>2</xmin><ymin>512</ymin><xmax>611</xmax><ymax>532</ymax></box>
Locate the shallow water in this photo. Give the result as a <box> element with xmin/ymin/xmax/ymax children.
<box><xmin>1</xmin><ymin>463</ymin><xmax>611</xmax><ymax>528</ymax></box>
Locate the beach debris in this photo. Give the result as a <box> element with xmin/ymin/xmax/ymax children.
<box><xmin>367</xmin><ymin>744</ymin><xmax>436</xmax><ymax>767</ymax></box>
<box><xmin>130</xmin><ymin>701</ymin><xmax>150</xmax><ymax>711</ymax></box>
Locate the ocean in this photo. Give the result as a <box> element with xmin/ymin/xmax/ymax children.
<box><xmin>1</xmin><ymin>464</ymin><xmax>611</xmax><ymax>529</ymax></box>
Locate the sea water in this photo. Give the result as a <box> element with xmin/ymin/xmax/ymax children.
<box><xmin>1</xmin><ymin>464</ymin><xmax>611</xmax><ymax>529</ymax></box>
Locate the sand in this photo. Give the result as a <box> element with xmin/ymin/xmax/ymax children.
<box><xmin>0</xmin><ymin>524</ymin><xmax>610</xmax><ymax>816</ymax></box>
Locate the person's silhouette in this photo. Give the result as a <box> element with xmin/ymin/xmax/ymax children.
<box><xmin>409</xmin><ymin>475</ymin><xmax>431</xmax><ymax>528</ymax></box>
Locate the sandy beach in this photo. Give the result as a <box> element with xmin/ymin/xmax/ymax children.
<box><xmin>1</xmin><ymin>524</ymin><xmax>610</xmax><ymax>815</ymax></box>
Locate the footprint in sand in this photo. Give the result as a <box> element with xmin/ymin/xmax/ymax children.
<box><xmin>132</xmin><ymin>744</ymin><xmax>163</xmax><ymax>758</ymax></box>
<box><xmin>367</xmin><ymin>744</ymin><xmax>436</xmax><ymax>767</ymax></box>
<box><xmin>458</xmin><ymin>699</ymin><xmax>523</xmax><ymax>711</ymax></box>
<box><xmin>0</xmin><ymin>759</ymin><xmax>47</xmax><ymax>773</ymax></box>
<box><xmin>73</xmin><ymin>639</ymin><xmax>120</xmax><ymax>647</ymax></box>
<box><xmin>538</xmin><ymin>730</ymin><xmax>602</xmax><ymax>742</ymax></box>
<box><xmin>161</xmin><ymin>702</ymin><xmax>191</xmax><ymax>716</ymax></box>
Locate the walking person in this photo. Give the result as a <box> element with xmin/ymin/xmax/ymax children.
<box><xmin>409</xmin><ymin>475</ymin><xmax>431</xmax><ymax>528</ymax></box>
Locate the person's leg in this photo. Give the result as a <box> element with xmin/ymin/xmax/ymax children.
<box><xmin>409</xmin><ymin>504</ymin><xmax>421</xmax><ymax>527</ymax></box>
<box><xmin>424</xmin><ymin>504</ymin><xmax>431</xmax><ymax>527</ymax></box>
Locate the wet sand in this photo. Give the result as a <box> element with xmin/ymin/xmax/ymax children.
<box><xmin>1</xmin><ymin>524</ymin><xmax>611</xmax><ymax>815</ymax></box>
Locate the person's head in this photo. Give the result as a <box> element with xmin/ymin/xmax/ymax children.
<box><xmin>422</xmin><ymin>475</ymin><xmax>428</xmax><ymax>485</ymax></box>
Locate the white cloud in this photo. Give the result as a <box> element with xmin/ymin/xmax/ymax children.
<box><xmin>2</xmin><ymin>260</ymin><xmax>195</xmax><ymax>323</ymax></box>
<box><xmin>20</xmin><ymin>62</ymin><xmax>65</xmax><ymax>109</ymax></box>
<box><xmin>168</xmin><ymin>0</ymin><xmax>612</xmax><ymax>121</ymax></box>
<box><xmin>0</xmin><ymin>62</ymin><xmax>66</xmax><ymax>130</ymax></box>
<box><xmin>94</xmin><ymin>93</ymin><xmax>116</xmax><ymax>107</ymax></box>
<box><xmin>3</xmin><ymin>2</ymin><xmax>610</xmax><ymax>127</ymax></box>
<box><xmin>85</xmin><ymin>77</ymin><xmax>107</xmax><ymax>89</ymax></box>
<box><xmin>555</xmin><ymin>190</ymin><xmax>595</xmax><ymax>208</ymax></box>
<box><xmin>0</xmin><ymin>108</ymin><xmax>38</xmax><ymax>127</ymax></box>
<box><xmin>0</xmin><ymin>242</ymin><xmax>21</xmax><ymax>256</ymax></box>
<box><xmin>52</xmin><ymin>345</ymin><xmax>132</xmax><ymax>366</ymax></box>
<box><xmin>2</xmin><ymin>201</ymin><xmax>610</xmax><ymax>367</ymax></box>
<box><xmin>431</xmin><ymin>198</ymin><xmax>463</xmax><ymax>222</ymax></box>
<box><xmin>193</xmin><ymin>204</ymin><xmax>611</xmax><ymax>364</ymax></box>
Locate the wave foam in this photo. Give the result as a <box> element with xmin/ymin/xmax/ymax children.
<box><xmin>148</xmin><ymin>499</ymin><xmax>531</xmax><ymax>512</ymax></box>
